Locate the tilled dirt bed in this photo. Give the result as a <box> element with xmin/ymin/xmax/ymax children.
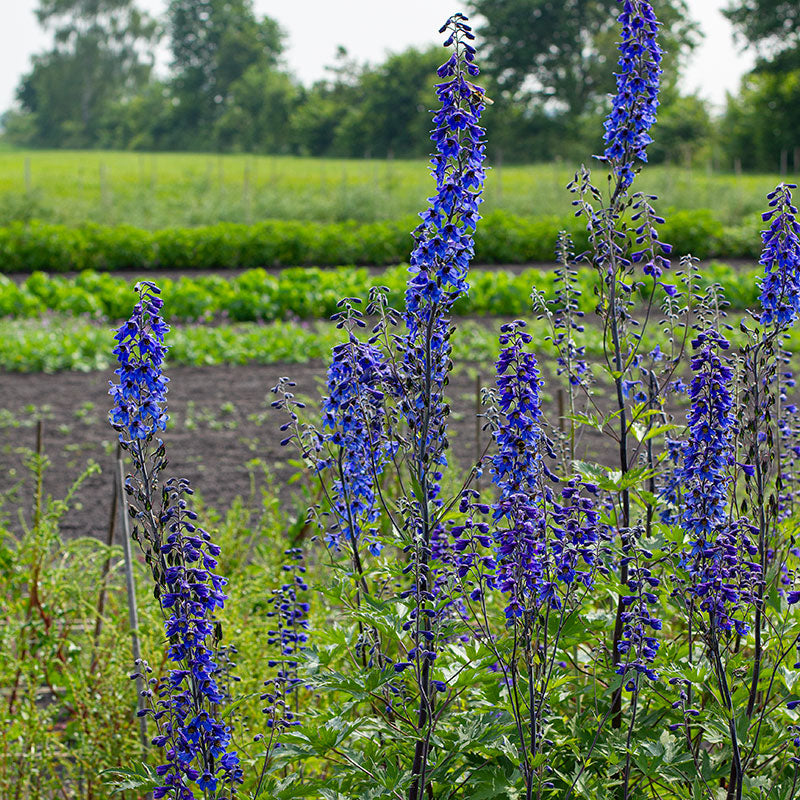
<box><xmin>0</xmin><ymin>362</ymin><xmax>615</xmax><ymax>541</ymax></box>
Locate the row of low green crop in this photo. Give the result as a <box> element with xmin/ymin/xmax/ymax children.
<box><xmin>0</xmin><ymin>317</ymin><xmax>506</xmax><ymax>373</ymax></box>
<box><xmin>0</xmin><ymin>260</ymin><xmax>766</xmax><ymax>323</ymax></box>
<box><xmin>1</xmin><ymin>310</ymin><xmax>790</xmax><ymax>374</ymax></box>
<box><xmin>0</xmin><ymin>209</ymin><xmax>766</xmax><ymax>273</ymax></box>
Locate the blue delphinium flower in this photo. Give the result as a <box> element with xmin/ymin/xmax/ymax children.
<box><xmin>109</xmin><ymin>281</ymin><xmax>169</xmax><ymax>443</ymax></box>
<box><xmin>547</xmin><ymin>478</ymin><xmax>602</xmax><ymax>595</ymax></box>
<box><xmin>402</xmin><ymin>12</ymin><xmax>487</xmax><ymax>475</ymax></box>
<box><xmin>262</xmin><ymin>548</ymin><xmax>310</xmax><ymax>738</ymax></box>
<box><xmin>404</xmin><ymin>16</ymin><xmax>486</xmax><ymax>328</ymax></box>
<box><xmin>392</xmin><ymin>15</ymin><xmax>487</xmax><ymax>696</ymax></box>
<box><xmin>680</xmin><ymin>330</ymin><xmax>760</xmax><ymax>634</ymax></box>
<box><xmin>320</xmin><ymin>332</ymin><xmax>390</xmax><ymax>556</ymax></box>
<box><xmin>682</xmin><ymin>330</ymin><xmax>734</xmax><ymax>538</ymax></box>
<box><xmin>111</xmin><ymin>284</ymin><xmax>241</xmax><ymax>799</ymax></box>
<box><xmin>146</xmin><ymin>479</ymin><xmax>241</xmax><ymax>799</ymax></box>
<box><xmin>759</xmin><ymin>183</ymin><xmax>800</xmax><ymax>328</ymax></box>
<box><xmin>599</xmin><ymin>0</ymin><xmax>663</xmax><ymax>190</ymax></box>
<box><xmin>454</xmin><ymin>322</ymin><xmax>602</xmax><ymax>620</ymax></box>
<box><xmin>490</xmin><ymin>321</ymin><xmax>547</xmax><ymax>619</ymax></box>
<box><xmin>616</xmin><ymin>531</ymin><xmax>661</xmax><ymax>690</ymax></box>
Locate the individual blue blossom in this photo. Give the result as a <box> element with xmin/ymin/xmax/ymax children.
<box><xmin>759</xmin><ymin>183</ymin><xmax>800</xmax><ymax>328</ymax></box>
<box><xmin>109</xmin><ymin>281</ymin><xmax>169</xmax><ymax>443</ymax></box>
<box><xmin>599</xmin><ymin>0</ymin><xmax>663</xmax><ymax>190</ymax></box>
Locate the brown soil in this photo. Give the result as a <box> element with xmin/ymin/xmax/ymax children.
<box><xmin>0</xmin><ymin>361</ymin><xmax>616</xmax><ymax>542</ymax></box>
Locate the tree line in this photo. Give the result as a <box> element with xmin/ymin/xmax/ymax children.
<box><xmin>2</xmin><ymin>0</ymin><xmax>796</xmax><ymax>171</ymax></box>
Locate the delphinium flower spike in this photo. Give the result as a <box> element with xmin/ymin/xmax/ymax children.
<box><xmin>397</xmin><ymin>16</ymin><xmax>487</xmax><ymax>800</ymax></box>
<box><xmin>401</xmin><ymin>11</ymin><xmax>487</xmax><ymax>475</ymax></box>
<box><xmin>599</xmin><ymin>0</ymin><xmax>663</xmax><ymax>191</ymax></box>
<box><xmin>397</xmin><ymin>10</ymin><xmax>487</xmax><ymax>635</ymax></box>
<box><xmin>759</xmin><ymin>183</ymin><xmax>800</xmax><ymax>329</ymax></box>
<box><xmin>261</xmin><ymin>549</ymin><xmax>309</xmax><ymax>744</ymax></box>
<box><xmin>616</xmin><ymin>527</ymin><xmax>661</xmax><ymax>691</ymax></box>
<box><xmin>679</xmin><ymin>329</ymin><xmax>760</xmax><ymax>634</ymax></box>
<box><xmin>452</xmin><ymin>320</ymin><xmax>604</xmax><ymax>793</ymax></box>
<box><xmin>109</xmin><ymin>281</ymin><xmax>169</xmax><ymax>445</ymax></box>
<box><xmin>110</xmin><ymin>284</ymin><xmax>241</xmax><ymax>799</ymax></box>
<box><xmin>489</xmin><ymin>321</ymin><xmax>547</xmax><ymax>620</ymax></box>
<box><xmin>320</xmin><ymin>322</ymin><xmax>390</xmax><ymax>557</ymax></box>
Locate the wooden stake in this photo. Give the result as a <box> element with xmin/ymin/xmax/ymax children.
<box><xmin>474</xmin><ymin>373</ymin><xmax>482</xmax><ymax>492</ymax></box>
<box><xmin>117</xmin><ymin>458</ymin><xmax>148</xmax><ymax>752</ymax></box>
<box><xmin>91</xmin><ymin>445</ymin><xmax>122</xmax><ymax>671</ymax></box>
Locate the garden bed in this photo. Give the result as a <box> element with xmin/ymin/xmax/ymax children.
<box><xmin>0</xmin><ymin>359</ymin><xmax>615</xmax><ymax>542</ymax></box>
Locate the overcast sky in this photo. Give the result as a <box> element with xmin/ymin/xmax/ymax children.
<box><xmin>0</xmin><ymin>0</ymin><xmax>755</xmax><ymax>116</ymax></box>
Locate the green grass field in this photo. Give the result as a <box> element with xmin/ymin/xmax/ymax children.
<box><xmin>0</xmin><ymin>148</ymin><xmax>790</xmax><ymax>228</ymax></box>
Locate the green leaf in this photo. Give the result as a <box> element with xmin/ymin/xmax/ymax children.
<box><xmin>100</xmin><ymin>764</ymin><xmax>158</xmax><ymax>795</ymax></box>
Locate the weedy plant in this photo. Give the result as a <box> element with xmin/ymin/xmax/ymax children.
<box><xmin>84</xmin><ymin>5</ymin><xmax>800</xmax><ymax>800</ymax></box>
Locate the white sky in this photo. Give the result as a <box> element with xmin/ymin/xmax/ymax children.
<box><xmin>0</xmin><ymin>0</ymin><xmax>755</xmax><ymax>116</ymax></box>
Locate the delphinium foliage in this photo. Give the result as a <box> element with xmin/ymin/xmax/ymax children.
<box><xmin>109</xmin><ymin>282</ymin><xmax>241</xmax><ymax>799</ymax></box>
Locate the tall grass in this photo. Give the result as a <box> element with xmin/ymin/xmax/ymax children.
<box><xmin>0</xmin><ymin>149</ymin><xmax>790</xmax><ymax>228</ymax></box>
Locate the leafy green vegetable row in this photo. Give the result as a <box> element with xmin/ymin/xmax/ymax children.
<box><xmin>0</xmin><ymin>260</ymin><xmax>767</xmax><ymax>322</ymax></box>
<box><xmin>1</xmin><ymin>311</ymin><xmax>791</xmax><ymax>375</ymax></box>
<box><xmin>0</xmin><ymin>317</ymin><xmax>504</xmax><ymax>373</ymax></box>
<box><xmin>0</xmin><ymin>208</ymin><xmax>765</xmax><ymax>273</ymax></box>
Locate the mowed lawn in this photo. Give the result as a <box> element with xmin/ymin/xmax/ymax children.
<box><xmin>0</xmin><ymin>148</ymin><xmax>791</xmax><ymax>228</ymax></box>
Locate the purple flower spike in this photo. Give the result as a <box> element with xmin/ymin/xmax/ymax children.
<box><xmin>490</xmin><ymin>321</ymin><xmax>547</xmax><ymax>619</ymax></box>
<box><xmin>680</xmin><ymin>329</ymin><xmax>761</xmax><ymax>634</ymax></box>
<box><xmin>599</xmin><ymin>0</ymin><xmax>663</xmax><ymax>190</ymax></box>
<box><xmin>759</xmin><ymin>183</ymin><xmax>800</xmax><ymax>328</ymax></box>
<box><xmin>108</xmin><ymin>281</ymin><xmax>169</xmax><ymax>444</ymax></box>
<box><xmin>321</xmin><ymin>335</ymin><xmax>390</xmax><ymax>555</ymax></box>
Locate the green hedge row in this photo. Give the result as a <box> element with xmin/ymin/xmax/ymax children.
<box><xmin>0</xmin><ymin>209</ymin><xmax>764</xmax><ymax>273</ymax></box>
<box><xmin>0</xmin><ymin>261</ymin><xmax>766</xmax><ymax>323</ymax></box>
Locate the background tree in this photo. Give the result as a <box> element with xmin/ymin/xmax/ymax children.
<box><xmin>332</xmin><ymin>47</ymin><xmax>442</xmax><ymax>158</ymax></box>
<box><xmin>464</xmin><ymin>0</ymin><xmax>700</xmax><ymax>120</ymax></box>
<box><xmin>724</xmin><ymin>0</ymin><xmax>800</xmax><ymax>57</ymax></box>
<box><xmin>718</xmin><ymin>1</ymin><xmax>800</xmax><ymax>171</ymax></box>
<box><xmin>165</xmin><ymin>0</ymin><xmax>286</xmax><ymax>150</ymax></box>
<box><xmin>14</xmin><ymin>0</ymin><xmax>157</xmax><ymax>147</ymax></box>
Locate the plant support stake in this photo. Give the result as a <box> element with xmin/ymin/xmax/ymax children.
<box><xmin>117</xmin><ymin>456</ymin><xmax>148</xmax><ymax>752</ymax></box>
